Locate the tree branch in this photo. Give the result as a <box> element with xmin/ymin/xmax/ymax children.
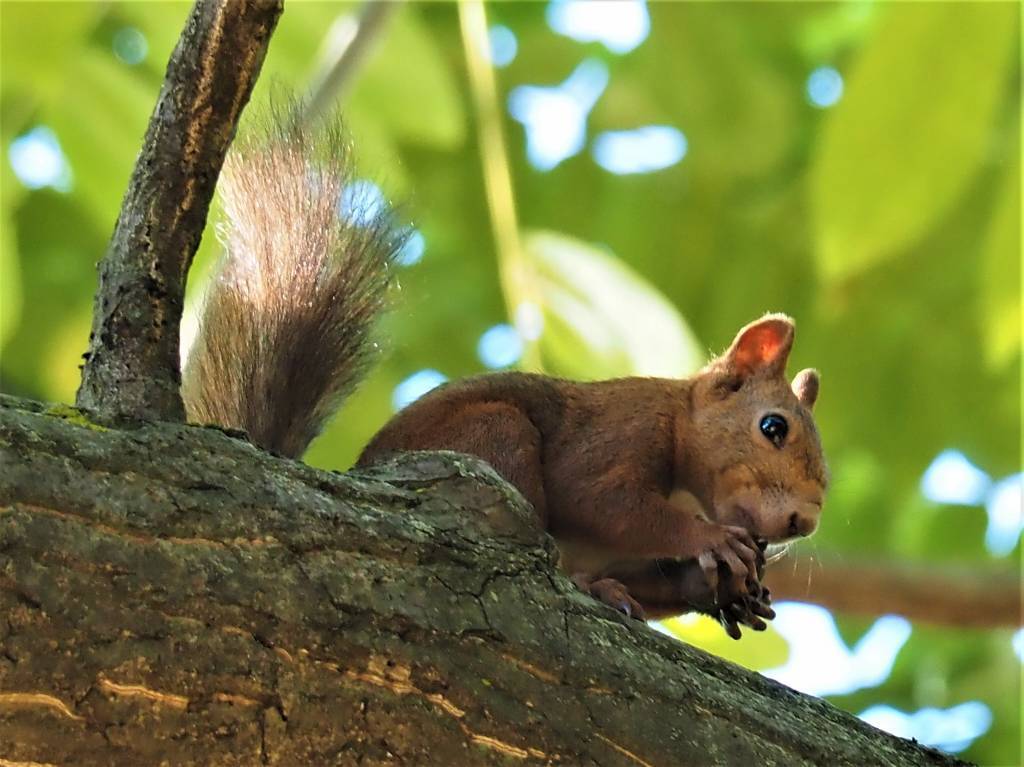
<box><xmin>303</xmin><ymin>0</ymin><xmax>401</xmax><ymax>123</ymax></box>
<box><xmin>0</xmin><ymin>395</ymin><xmax>967</xmax><ymax>766</ymax></box>
<box><xmin>767</xmin><ymin>553</ymin><xmax>1022</xmax><ymax>629</ymax></box>
<box><xmin>76</xmin><ymin>0</ymin><xmax>283</xmax><ymax>422</ymax></box>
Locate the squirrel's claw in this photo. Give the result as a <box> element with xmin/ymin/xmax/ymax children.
<box><xmin>571</xmin><ymin>574</ymin><xmax>646</xmax><ymax>622</ymax></box>
<box><xmin>747</xmin><ymin>589</ymin><xmax>776</xmax><ymax>620</ymax></box>
<box><xmin>718</xmin><ymin>588</ymin><xmax>775</xmax><ymax>639</ymax></box>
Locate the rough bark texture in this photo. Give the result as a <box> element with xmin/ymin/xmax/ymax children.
<box><xmin>0</xmin><ymin>395</ymin><xmax>967</xmax><ymax>767</ymax></box>
<box><xmin>76</xmin><ymin>0</ymin><xmax>282</xmax><ymax>422</ymax></box>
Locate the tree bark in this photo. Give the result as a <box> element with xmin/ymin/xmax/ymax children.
<box><xmin>0</xmin><ymin>395</ymin><xmax>967</xmax><ymax>767</ymax></box>
<box><xmin>76</xmin><ymin>0</ymin><xmax>282</xmax><ymax>422</ymax></box>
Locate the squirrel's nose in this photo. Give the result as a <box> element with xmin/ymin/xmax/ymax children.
<box><xmin>787</xmin><ymin>512</ymin><xmax>818</xmax><ymax>538</ymax></box>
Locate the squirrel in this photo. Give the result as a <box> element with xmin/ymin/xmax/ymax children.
<box><xmin>183</xmin><ymin>114</ymin><xmax>828</xmax><ymax>638</ymax></box>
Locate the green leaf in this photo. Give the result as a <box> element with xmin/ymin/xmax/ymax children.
<box><xmin>49</xmin><ymin>47</ymin><xmax>154</xmax><ymax>223</ymax></box>
<box><xmin>524</xmin><ymin>231</ymin><xmax>704</xmax><ymax>379</ymax></box>
<box><xmin>110</xmin><ymin>3</ymin><xmax>193</xmax><ymax>78</ymax></box>
<box><xmin>0</xmin><ymin>3</ymin><xmax>98</xmax><ymax>108</ymax></box>
<box><xmin>660</xmin><ymin>614</ymin><xmax>790</xmax><ymax>671</ymax></box>
<box><xmin>798</xmin><ymin>2</ymin><xmax>877</xmax><ymax>64</ymax></box>
<box><xmin>980</xmin><ymin>148</ymin><xmax>1021</xmax><ymax>370</ymax></box>
<box><xmin>2</xmin><ymin>189</ymin><xmax>102</xmax><ymax>401</ymax></box>
<box><xmin>345</xmin><ymin>106</ymin><xmax>411</xmax><ymax>197</ymax></box>
<box><xmin>0</xmin><ymin>205</ymin><xmax>21</xmax><ymax>350</ymax></box>
<box><xmin>640</xmin><ymin>3</ymin><xmax>798</xmax><ymax>179</ymax></box>
<box><xmin>812</xmin><ymin>3</ymin><xmax>1017</xmax><ymax>282</ymax></box>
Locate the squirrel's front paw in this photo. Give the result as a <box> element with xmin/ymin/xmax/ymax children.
<box><xmin>687</xmin><ymin>524</ymin><xmax>765</xmax><ymax>604</ymax></box>
<box><xmin>571</xmin><ymin>573</ymin><xmax>646</xmax><ymax>621</ymax></box>
<box><xmin>711</xmin><ymin>582</ymin><xmax>775</xmax><ymax>640</ymax></box>
<box><xmin>654</xmin><ymin>551</ymin><xmax>774</xmax><ymax>637</ymax></box>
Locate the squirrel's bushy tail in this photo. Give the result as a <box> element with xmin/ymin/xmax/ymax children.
<box><xmin>182</xmin><ymin>110</ymin><xmax>406</xmax><ymax>458</ymax></box>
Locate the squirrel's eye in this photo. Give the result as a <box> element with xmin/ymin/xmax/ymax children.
<box><xmin>759</xmin><ymin>413</ymin><xmax>788</xmax><ymax>447</ymax></box>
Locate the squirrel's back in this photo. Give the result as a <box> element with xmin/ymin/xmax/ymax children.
<box><xmin>182</xmin><ymin>111</ymin><xmax>406</xmax><ymax>458</ymax></box>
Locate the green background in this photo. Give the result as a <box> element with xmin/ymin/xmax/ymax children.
<box><xmin>1</xmin><ymin>2</ymin><xmax>1019</xmax><ymax>763</ymax></box>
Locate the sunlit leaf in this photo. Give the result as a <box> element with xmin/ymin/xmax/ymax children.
<box><xmin>3</xmin><ymin>190</ymin><xmax>102</xmax><ymax>400</ymax></box>
<box><xmin>0</xmin><ymin>206</ymin><xmax>21</xmax><ymax>350</ymax></box>
<box><xmin>641</xmin><ymin>3</ymin><xmax>797</xmax><ymax>179</ymax></box>
<box><xmin>113</xmin><ymin>2</ymin><xmax>191</xmax><ymax>68</ymax></box>
<box><xmin>45</xmin><ymin>309</ymin><xmax>91</xmax><ymax>403</ymax></box>
<box><xmin>524</xmin><ymin>231</ymin><xmax>703</xmax><ymax>379</ymax></box>
<box><xmin>798</xmin><ymin>2</ymin><xmax>877</xmax><ymax>64</ymax></box>
<box><xmin>812</xmin><ymin>3</ymin><xmax>1016</xmax><ymax>282</ymax></box>
<box><xmin>980</xmin><ymin>149</ymin><xmax>1021</xmax><ymax>370</ymax></box>
<box><xmin>345</xmin><ymin>107</ymin><xmax>412</xmax><ymax>197</ymax></box>
<box><xmin>0</xmin><ymin>3</ymin><xmax>98</xmax><ymax>107</ymax></box>
<box><xmin>50</xmin><ymin>48</ymin><xmax>153</xmax><ymax>223</ymax></box>
<box><xmin>660</xmin><ymin>614</ymin><xmax>790</xmax><ymax>671</ymax></box>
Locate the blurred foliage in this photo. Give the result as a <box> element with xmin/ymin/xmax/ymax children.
<box><xmin>662</xmin><ymin>613</ymin><xmax>789</xmax><ymax>670</ymax></box>
<box><xmin>0</xmin><ymin>2</ymin><xmax>1019</xmax><ymax>763</ymax></box>
<box><xmin>526</xmin><ymin>230</ymin><xmax>704</xmax><ymax>378</ymax></box>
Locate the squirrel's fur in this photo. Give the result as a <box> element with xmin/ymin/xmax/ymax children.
<box><xmin>183</xmin><ymin>112</ymin><xmax>827</xmax><ymax>634</ymax></box>
<box><xmin>182</xmin><ymin>112</ymin><xmax>406</xmax><ymax>458</ymax></box>
<box><xmin>358</xmin><ymin>317</ymin><xmax>827</xmax><ymax>624</ymax></box>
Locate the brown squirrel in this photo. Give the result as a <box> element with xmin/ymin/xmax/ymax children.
<box><xmin>183</xmin><ymin>116</ymin><xmax>828</xmax><ymax>638</ymax></box>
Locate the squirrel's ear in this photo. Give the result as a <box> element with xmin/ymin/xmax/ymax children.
<box><xmin>792</xmin><ymin>368</ymin><xmax>819</xmax><ymax>410</ymax></box>
<box><xmin>724</xmin><ymin>314</ymin><xmax>795</xmax><ymax>377</ymax></box>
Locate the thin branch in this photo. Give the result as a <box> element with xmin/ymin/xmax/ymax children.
<box><xmin>302</xmin><ymin>0</ymin><xmax>402</xmax><ymax>124</ymax></box>
<box><xmin>76</xmin><ymin>0</ymin><xmax>283</xmax><ymax>421</ymax></box>
<box><xmin>458</xmin><ymin>0</ymin><xmax>544</xmax><ymax>371</ymax></box>
<box><xmin>767</xmin><ymin>552</ymin><xmax>1022</xmax><ymax>628</ymax></box>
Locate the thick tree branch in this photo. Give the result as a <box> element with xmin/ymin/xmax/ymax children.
<box><xmin>0</xmin><ymin>395</ymin><xmax>967</xmax><ymax>766</ymax></box>
<box><xmin>767</xmin><ymin>553</ymin><xmax>1021</xmax><ymax>629</ymax></box>
<box><xmin>76</xmin><ymin>0</ymin><xmax>283</xmax><ymax>422</ymax></box>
